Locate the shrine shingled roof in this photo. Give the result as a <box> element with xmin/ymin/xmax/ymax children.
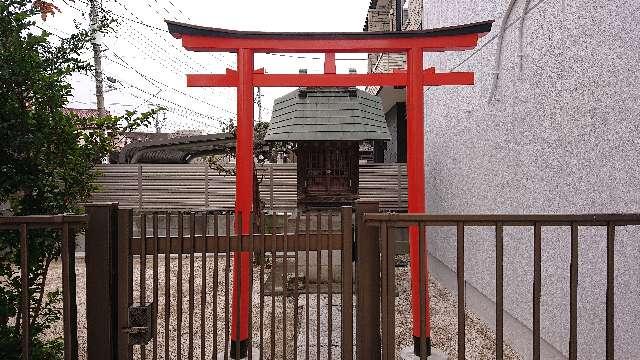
<box><xmin>264</xmin><ymin>87</ymin><xmax>391</xmax><ymax>142</ymax></box>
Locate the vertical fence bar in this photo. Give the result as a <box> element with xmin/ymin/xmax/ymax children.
<box><xmin>418</xmin><ymin>223</ymin><xmax>427</xmax><ymax>360</ymax></box>
<box><xmin>235</xmin><ymin>213</ymin><xmax>243</xmax><ymax>360</ymax></box>
<box><xmin>381</xmin><ymin>221</ymin><xmax>395</xmax><ymax>360</ymax></box>
<box><xmin>61</xmin><ymin>223</ymin><xmax>73</xmax><ymax>360</ymax></box>
<box><xmin>380</xmin><ymin>221</ymin><xmax>388</xmax><ymax>360</ymax></box>
<box><xmin>20</xmin><ymin>224</ymin><xmax>29</xmax><ymax>360</ymax></box>
<box><xmin>305</xmin><ymin>212</ymin><xmax>311</xmax><ymax>360</ymax></box>
<box><xmin>283</xmin><ymin>212</ymin><xmax>289</xmax><ymax>360</ymax></box>
<box><xmin>152</xmin><ymin>213</ymin><xmax>158</xmax><ymax>360</ymax></box>
<box><xmin>341</xmin><ymin>206</ymin><xmax>354</xmax><ymax>360</ymax></box>
<box><xmin>388</xmin><ymin>222</ymin><xmax>396</xmax><ymax>360</ymax></box>
<box><xmin>606</xmin><ymin>223</ymin><xmax>615</xmax><ymax>359</ymax></box>
<box><xmin>316</xmin><ymin>212</ymin><xmax>322</xmax><ymax>360</ymax></box>
<box><xmin>117</xmin><ymin>209</ymin><xmax>133</xmax><ymax>360</ymax></box>
<box><xmin>328</xmin><ymin>213</ymin><xmax>334</xmax><ymax>360</ymax></box>
<box><xmin>213</xmin><ymin>214</ymin><xmax>220</xmax><ymax>358</ymax></box>
<box><xmin>140</xmin><ymin>213</ymin><xmax>147</xmax><ymax>360</ymax></box>
<box><xmin>355</xmin><ymin>201</ymin><xmax>380</xmax><ymax>360</ymax></box>
<box><xmin>495</xmin><ymin>223</ymin><xmax>504</xmax><ymax>360</ymax></box>
<box><xmin>200</xmin><ymin>212</ymin><xmax>207</xmax><ymax>360</ymax></box>
<box><xmin>177</xmin><ymin>212</ymin><xmax>183</xmax><ymax>360</ymax></box>
<box><xmin>128</xmin><ymin>212</ymin><xmax>134</xmax><ymax>360</ymax></box>
<box><xmin>271</xmin><ymin>212</ymin><xmax>277</xmax><ymax>360</ymax></box>
<box><xmin>533</xmin><ymin>223</ymin><xmax>541</xmax><ymax>360</ymax></box>
<box><xmin>569</xmin><ymin>223</ymin><xmax>578</xmax><ymax>360</ymax></box>
<box><xmin>164</xmin><ymin>212</ymin><xmax>171</xmax><ymax>360</ymax></box>
<box><xmin>224</xmin><ymin>212</ymin><xmax>231</xmax><ymax>360</ymax></box>
<box><xmin>259</xmin><ymin>213</ymin><xmax>265</xmax><ymax>359</ymax></box>
<box><xmin>248</xmin><ymin>212</ymin><xmax>255</xmax><ymax>360</ymax></box>
<box><xmin>188</xmin><ymin>213</ymin><xmax>195</xmax><ymax>359</ymax></box>
<box><xmin>456</xmin><ymin>222</ymin><xmax>465</xmax><ymax>360</ymax></box>
<box><xmin>293</xmin><ymin>212</ymin><xmax>301</xmax><ymax>359</ymax></box>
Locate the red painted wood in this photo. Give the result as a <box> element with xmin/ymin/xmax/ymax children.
<box><xmin>255</xmin><ymin>72</ymin><xmax>407</xmax><ymax>87</ymax></box>
<box><xmin>187</xmin><ymin>70</ymin><xmax>237</xmax><ymax>87</ymax></box>
<box><xmin>407</xmin><ymin>47</ymin><xmax>430</xmax><ymax>341</ymax></box>
<box><xmin>324</xmin><ymin>53</ymin><xmax>336</xmax><ymax>74</ymax></box>
<box><xmin>231</xmin><ymin>48</ymin><xmax>253</xmax><ymax>347</ymax></box>
<box><xmin>170</xmin><ymin>24</ymin><xmax>489</xmax><ymax>355</ymax></box>
<box><xmin>187</xmin><ymin>70</ymin><xmax>473</xmax><ymax>87</ymax></box>
<box><xmin>423</xmin><ymin>67</ymin><xmax>474</xmax><ymax>86</ymax></box>
<box><xmin>181</xmin><ymin>33</ymin><xmax>480</xmax><ymax>53</ymax></box>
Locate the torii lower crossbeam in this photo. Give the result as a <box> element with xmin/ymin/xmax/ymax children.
<box><xmin>167</xmin><ymin>19</ymin><xmax>492</xmax><ymax>359</ymax></box>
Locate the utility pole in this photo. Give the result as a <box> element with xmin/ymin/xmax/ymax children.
<box><xmin>89</xmin><ymin>0</ymin><xmax>105</xmax><ymax>117</ymax></box>
<box><xmin>255</xmin><ymin>87</ymin><xmax>263</xmax><ymax>122</ymax></box>
<box><xmin>153</xmin><ymin>110</ymin><xmax>165</xmax><ymax>133</ymax></box>
<box><xmin>154</xmin><ymin>113</ymin><xmax>160</xmax><ymax>133</ymax></box>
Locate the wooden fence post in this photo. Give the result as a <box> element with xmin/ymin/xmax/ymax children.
<box><xmin>269</xmin><ymin>164</ymin><xmax>274</xmax><ymax>210</ymax></box>
<box><xmin>397</xmin><ymin>163</ymin><xmax>402</xmax><ymax>210</ymax></box>
<box><xmin>204</xmin><ymin>162</ymin><xmax>210</xmax><ymax>207</ymax></box>
<box><xmin>355</xmin><ymin>201</ymin><xmax>381</xmax><ymax>360</ymax></box>
<box><xmin>137</xmin><ymin>165</ymin><xmax>142</xmax><ymax>210</ymax></box>
<box><xmin>85</xmin><ymin>203</ymin><xmax>119</xmax><ymax>360</ymax></box>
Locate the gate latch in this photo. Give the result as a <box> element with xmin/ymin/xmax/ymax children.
<box><xmin>123</xmin><ymin>302</ymin><xmax>155</xmax><ymax>345</ymax></box>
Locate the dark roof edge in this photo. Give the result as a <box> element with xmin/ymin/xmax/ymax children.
<box><xmin>166</xmin><ymin>20</ymin><xmax>494</xmax><ymax>40</ymax></box>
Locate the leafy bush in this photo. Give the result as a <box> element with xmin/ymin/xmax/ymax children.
<box><xmin>0</xmin><ymin>1</ymin><xmax>156</xmax><ymax>358</ymax></box>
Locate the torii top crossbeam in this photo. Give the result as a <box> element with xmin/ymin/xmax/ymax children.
<box><xmin>167</xmin><ymin>19</ymin><xmax>492</xmax><ymax>359</ymax></box>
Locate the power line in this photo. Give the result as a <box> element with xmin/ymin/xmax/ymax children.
<box><xmin>117</xmin><ymin>79</ymin><xmax>227</xmax><ymax>124</ymax></box>
<box><xmin>103</xmin><ymin>0</ymin><xmax>232</xmax><ymax>68</ymax></box>
<box><xmin>119</xmin><ymin>85</ymin><xmax>222</xmax><ymax>131</ymax></box>
<box><xmin>105</xmin><ymin>51</ymin><xmax>235</xmax><ymax>115</ymax></box>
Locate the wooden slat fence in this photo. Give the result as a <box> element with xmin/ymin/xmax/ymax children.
<box><xmin>91</xmin><ymin>163</ymin><xmax>407</xmax><ymax>211</ymax></box>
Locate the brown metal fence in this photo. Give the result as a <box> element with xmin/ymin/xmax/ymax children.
<box><xmin>0</xmin><ymin>215</ymin><xmax>87</xmax><ymax>360</ymax></box>
<box><xmin>115</xmin><ymin>207</ymin><xmax>354</xmax><ymax>360</ymax></box>
<box><xmin>363</xmin><ymin>213</ymin><xmax>640</xmax><ymax>360</ymax></box>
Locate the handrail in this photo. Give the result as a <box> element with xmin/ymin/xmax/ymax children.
<box><xmin>0</xmin><ymin>214</ymin><xmax>88</xmax><ymax>228</ymax></box>
<box><xmin>363</xmin><ymin>211</ymin><xmax>637</xmax><ymax>359</ymax></box>
<box><xmin>363</xmin><ymin>212</ymin><xmax>640</xmax><ymax>226</ymax></box>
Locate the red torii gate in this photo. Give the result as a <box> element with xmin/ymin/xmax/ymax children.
<box><xmin>167</xmin><ymin>19</ymin><xmax>492</xmax><ymax>358</ymax></box>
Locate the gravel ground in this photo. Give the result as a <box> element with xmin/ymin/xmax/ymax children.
<box><xmin>42</xmin><ymin>254</ymin><xmax>521</xmax><ymax>360</ymax></box>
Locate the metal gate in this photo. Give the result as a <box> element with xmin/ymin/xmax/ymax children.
<box><xmin>115</xmin><ymin>208</ymin><xmax>354</xmax><ymax>360</ymax></box>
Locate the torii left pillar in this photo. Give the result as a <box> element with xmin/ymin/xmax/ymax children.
<box><xmin>231</xmin><ymin>48</ymin><xmax>254</xmax><ymax>357</ymax></box>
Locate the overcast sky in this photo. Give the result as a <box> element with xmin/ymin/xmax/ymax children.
<box><xmin>38</xmin><ymin>0</ymin><xmax>372</xmax><ymax>133</ymax></box>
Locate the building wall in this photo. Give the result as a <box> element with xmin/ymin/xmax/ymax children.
<box><xmin>384</xmin><ymin>104</ymin><xmax>399</xmax><ymax>163</ymax></box>
<box><xmin>422</xmin><ymin>0</ymin><xmax>640</xmax><ymax>358</ymax></box>
<box><xmin>366</xmin><ymin>0</ymin><xmax>423</xmax><ymax>95</ymax></box>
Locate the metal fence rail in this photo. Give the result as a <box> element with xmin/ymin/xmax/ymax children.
<box><xmin>90</xmin><ymin>163</ymin><xmax>407</xmax><ymax>211</ymax></box>
<box><xmin>0</xmin><ymin>215</ymin><xmax>88</xmax><ymax>360</ymax></box>
<box><xmin>363</xmin><ymin>212</ymin><xmax>640</xmax><ymax>360</ymax></box>
<box><xmin>117</xmin><ymin>207</ymin><xmax>354</xmax><ymax>360</ymax></box>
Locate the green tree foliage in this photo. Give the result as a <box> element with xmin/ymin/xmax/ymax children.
<box><xmin>0</xmin><ymin>1</ymin><xmax>156</xmax><ymax>358</ymax></box>
<box><xmin>207</xmin><ymin>118</ymin><xmax>293</xmax><ymax>215</ymax></box>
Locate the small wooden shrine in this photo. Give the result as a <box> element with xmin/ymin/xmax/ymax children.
<box><xmin>264</xmin><ymin>87</ymin><xmax>390</xmax><ymax>209</ymax></box>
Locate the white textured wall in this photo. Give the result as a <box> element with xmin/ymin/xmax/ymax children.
<box><xmin>422</xmin><ymin>0</ymin><xmax>640</xmax><ymax>358</ymax></box>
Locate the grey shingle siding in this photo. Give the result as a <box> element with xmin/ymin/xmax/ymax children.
<box><xmin>264</xmin><ymin>87</ymin><xmax>391</xmax><ymax>141</ymax></box>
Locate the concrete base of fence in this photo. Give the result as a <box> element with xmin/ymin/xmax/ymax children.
<box><xmin>399</xmin><ymin>346</ymin><xmax>447</xmax><ymax>360</ymax></box>
<box><xmin>216</xmin><ymin>347</ymin><xmax>260</xmax><ymax>360</ymax></box>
